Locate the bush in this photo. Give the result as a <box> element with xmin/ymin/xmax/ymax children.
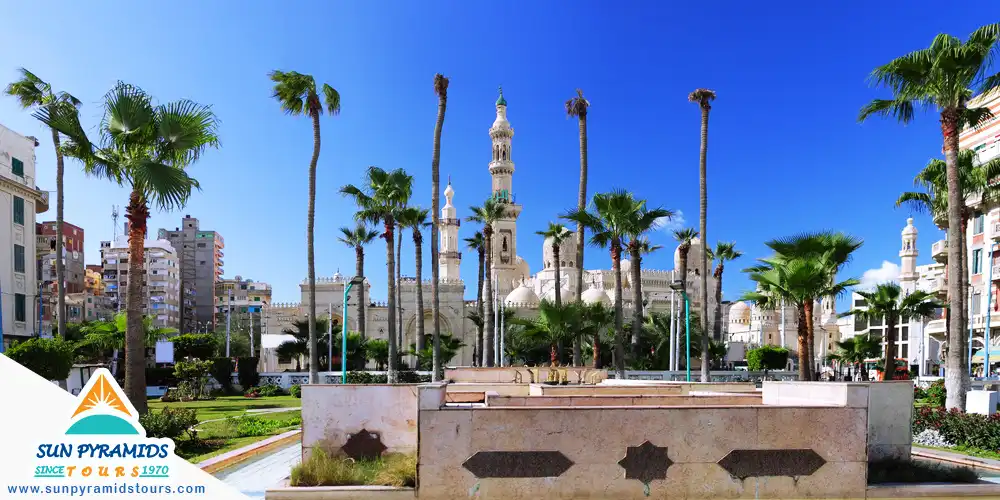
<box><xmin>925</xmin><ymin>380</ymin><xmax>946</xmax><ymax>407</ymax></box>
<box><xmin>868</xmin><ymin>458</ymin><xmax>977</xmax><ymax>484</ymax></box>
<box><xmin>170</xmin><ymin>333</ymin><xmax>219</xmax><ymax>361</ymax></box>
<box><xmin>173</xmin><ymin>360</ymin><xmax>213</xmax><ymax>400</ymax></box>
<box><xmin>290</xmin><ymin>448</ymin><xmax>416</xmax><ymax>487</ymax></box>
<box><xmin>746</xmin><ymin>345</ymin><xmax>789</xmax><ymax>372</ymax></box>
<box><xmin>346</xmin><ymin>372</ymin><xmax>388</xmax><ymax>384</ymax></box>
<box><xmin>6</xmin><ymin>337</ymin><xmax>75</xmax><ymax>381</ymax></box>
<box><xmin>210</xmin><ymin>357</ymin><xmax>235</xmax><ymax>393</ymax></box>
<box><xmin>140</xmin><ymin>408</ymin><xmax>198</xmax><ymax>441</ymax></box>
<box><xmin>257</xmin><ymin>384</ymin><xmax>285</xmax><ymax>397</ymax></box>
<box><xmin>237</xmin><ymin>357</ymin><xmax>259</xmax><ymax>390</ymax></box>
<box><xmin>913</xmin><ymin>406</ymin><xmax>1000</xmax><ymax>452</ymax></box>
<box><xmin>225</xmin><ymin>414</ymin><xmax>282</xmax><ymax>437</ymax></box>
<box><xmin>290</xmin><ymin>384</ymin><xmax>302</xmax><ymax>398</ymax></box>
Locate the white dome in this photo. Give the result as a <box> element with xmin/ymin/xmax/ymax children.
<box><xmin>542</xmin><ymin>282</ymin><xmax>575</xmax><ymax>303</ymax></box>
<box><xmin>505</xmin><ymin>281</ymin><xmax>539</xmax><ymax>307</ymax></box>
<box><xmin>333</xmin><ymin>270</ymin><xmax>344</xmax><ymax>281</ymax></box>
<box><xmin>542</xmin><ymin>231</ymin><xmax>577</xmax><ymax>270</ymax></box>
<box><xmin>444</xmin><ymin>183</ymin><xmax>454</xmax><ymax>199</ymax></box>
<box><xmin>673</xmin><ymin>237</ymin><xmax>707</xmax><ymax>274</ymax></box>
<box><xmin>581</xmin><ymin>284</ymin><xmax>611</xmax><ymax>305</ymax></box>
<box><xmin>902</xmin><ymin>217</ymin><xmax>918</xmax><ymax>237</ymax></box>
<box><xmin>620</xmin><ymin>259</ymin><xmax>631</xmax><ymax>274</ymax></box>
<box><xmin>728</xmin><ymin>301</ymin><xmax>751</xmax><ymax>324</ymax></box>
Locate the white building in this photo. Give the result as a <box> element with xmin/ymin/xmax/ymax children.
<box><xmin>260</xmin><ymin>89</ymin><xmax>721</xmax><ymax>370</ymax></box>
<box><xmin>99</xmin><ymin>236</ymin><xmax>181</xmax><ymax>328</ymax></box>
<box><xmin>0</xmin><ymin>124</ymin><xmax>48</xmax><ymax>348</ymax></box>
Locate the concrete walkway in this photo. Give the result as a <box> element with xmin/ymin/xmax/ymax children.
<box><xmin>215</xmin><ymin>442</ymin><xmax>301</xmax><ymax>500</ymax></box>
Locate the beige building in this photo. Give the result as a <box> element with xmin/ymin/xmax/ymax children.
<box><xmin>0</xmin><ymin>124</ymin><xmax>48</xmax><ymax>346</ymax></box>
<box><xmin>158</xmin><ymin>216</ymin><xmax>224</xmax><ymax>333</ymax></box>
<box><xmin>99</xmin><ymin>236</ymin><xmax>181</xmax><ymax>328</ymax></box>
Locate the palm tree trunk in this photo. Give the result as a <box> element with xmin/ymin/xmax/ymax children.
<box><xmin>52</xmin><ymin>129</ymin><xmax>66</xmax><ymax>338</ymax></box>
<box><xmin>630</xmin><ymin>246</ymin><xmax>644</xmax><ymax>359</ymax></box>
<box><xmin>356</xmin><ymin>246</ymin><xmax>366</xmax><ymax>341</ymax></box>
<box><xmin>797</xmin><ymin>302</ymin><xmax>809</xmax><ymax>381</ymax></box>
<box><xmin>550</xmin><ymin>343</ymin><xmax>558</xmax><ymax>366</ymax></box>
<box><xmin>698</xmin><ymin>103</ymin><xmax>711</xmax><ymax>383</ymax></box>
<box><xmin>553</xmin><ymin>245</ymin><xmax>562</xmax><ymax>308</ymax></box>
<box><xmin>678</xmin><ymin>248</ymin><xmax>689</xmax><ymax>373</ymax></box>
<box><xmin>807</xmin><ymin>302</ymin><xmax>817</xmax><ymax>380</ymax></box>
<box><xmin>885</xmin><ymin>315</ymin><xmax>897</xmax><ymax>381</ymax></box>
<box><xmin>476</xmin><ymin>251</ymin><xmax>485</xmax><ymax>367</ymax></box>
<box><xmin>414</xmin><ymin>232</ymin><xmax>426</xmax><ymax>358</ymax></box>
<box><xmin>484</xmin><ymin>228</ymin><xmax>495</xmax><ymax>367</ymax></box>
<box><xmin>942</xmin><ymin>108</ymin><xmax>967</xmax><ymax>410</ymax></box>
<box><xmin>307</xmin><ymin>111</ymin><xmax>321</xmax><ymax>384</ymax></box>
<box><xmin>431</xmin><ymin>78</ymin><xmax>447</xmax><ymax>381</ymax></box>
<box><xmin>124</xmin><ymin>190</ymin><xmax>149</xmax><ymax>413</ymax></box>
<box><xmin>385</xmin><ymin>217</ymin><xmax>398</xmax><ymax>383</ymax></box>
<box><xmin>961</xmin><ymin>218</ymin><xmax>970</xmax><ymax>380</ymax></box>
<box><xmin>573</xmin><ymin>111</ymin><xmax>588</xmax><ymax>368</ymax></box>
<box><xmin>713</xmin><ymin>265</ymin><xmax>724</xmax><ymax>340</ymax></box>
<box><xmin>396</xmin><ymin>225</ymin><xmax>403</xmax><ymax>362</ymax></box>
<box><xmin>612</xmin><ymin>242</ymin><xmax>625</xmax><ymax>378</ymax></box>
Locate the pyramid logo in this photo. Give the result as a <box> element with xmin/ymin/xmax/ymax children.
<box><xmin>65</xmin><ymin>368</ymin><xmax>143</xmax><ymax>436</ymax></box>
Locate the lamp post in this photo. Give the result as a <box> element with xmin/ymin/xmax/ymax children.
<box><xmin>342</xmin><ymin>277</ymin><xmax>364</xmax><ymax>384</ymax></box>
<box><xmin>670</xmin><ymin>280</ymin><xmax>691</xmax><ymax>382</ymax></box>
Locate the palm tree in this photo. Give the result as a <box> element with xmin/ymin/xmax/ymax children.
<box><xmin>581</xmin><ymin>302</ymin><xmax>615</xmax><ymax>368</ymax></box>
<box><xmin>710</xmin><ymin>242</ymin><xmax>743</xmax><ymax>341</ymax></box>
<box><xmin>465</xmin><ymin>232</ymin><xmax>486</xmax><ymax>366</ymax></box>
<box><xmin>277</xmin><ymin>318</ymin><xmax>332</xmax><ymax>371</ymax></box>
<box><xmin>566</xmin><ymin>89</ymin><xmax>590</xmax><ymax>364</ymax></box>
<box><xmin>828</xmin><ymin>333</ymin><xmax>883</xmax><ymax>381</ymax></box>
<box><xmin>689</xmin><ymin>88</ymin><xmax>716</xmax><ymax>382</ymax></box>
<box><xmin>537</xmin><ymin>223</ymin><xmax>572</xmax><ymax>308</ymax></box>
<box><xmin>466</xmin><ymin>198</ymin><xmax>507</xmax><ymax>367</ymax></box>
<box><xmin>338</xmin><ymin>224</ymin><xmax>379</xmax><ymax>340</ymax></box>
<box><xmin>563</xmin><ymin>190</ymin><xmax>652</xmax><ymax>377</ymax></box>
<box><xmin>626</xmin><ymin>209</ymin><xmax>674</xmax><ymax>358</ymax></box>
<box><xmin>82</xmin><ymin>313</ymin><xmax>176</xmax><ymax>376</ymax></box>
<box><xmin>511</xmin><ymin>301</ymin><xmax>582</xmax><ymax>365</ymax></box>
<box><xmin>399</xmin><ymin>207</ymin><xmax>430</xmax><ymax>358</ymax></box>
<box><xmin>5</xmin><ymin>69</ymin><xmax>81</xmax><ymax>339</ymax></box>
<box><xmin>430</xmin><ymin>74</ymin><xmax>450</xmax><ymax>381</ymax></box>
<box><xmin>859</xmin><ymin>24</ymin><xmax>1000</xmax><ymax>409</ymax></box>
<box><xmin>843</xmin><ymin>283</ymin><xmax>940</xmax><ymax>381</ymax></box>
<box><xmin>36</xmin><ymin>82</ymin><xmax>218</xmax><ymax>413</ymax></box>
<box><xmin>409</xmin><ymin>333</ymin><xmax>464</xmax><ymax>370</ymax></box>
<box><xmin>341</xmin><ymin>166</ymin><xmax>413</xmax><ymax>383</ymax></box>
<box><xmin>673</xmin><ymin>228</ymin><xmax>698</xmax><ymax>369</ymax></box>
<box><xmin>269</xmin><ymin>70</ymin><xmax>340</xmax><ymax>385</ymax></box>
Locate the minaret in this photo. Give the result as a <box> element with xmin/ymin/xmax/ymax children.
<box><xmin>439</xmin><ymin>177</ymin><xmax>462</xmax><ymax>281</ymax></box>
<box><xmin>489</xmin><ymin>86</ymin><xmax>523</xmax><ymax>295</ymax></box>
<box><xmin>900</xmin><ymin>217</ymin><xmax>919</xmax><ymax>294</ymax></box>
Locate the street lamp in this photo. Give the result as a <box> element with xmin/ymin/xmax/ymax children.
<box><xmin>669</xmin><ymin>280</ymin><xmax>691</xmax><ymax>382</ymax></box>
<box><xmin>341</xmin><ymin>277</ymin><xmax>365</xmax><ymax>384</ymax></box>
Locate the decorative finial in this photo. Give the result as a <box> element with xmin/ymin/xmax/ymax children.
<box><xmin>448</xmin><ymin>175</ymin><xmax>451</xmax><ymax>185</ymax></box>
<box><xmin>496</xmin><ymin>85</ymin><xmax>507</xmax><ymax>106</ymax></box>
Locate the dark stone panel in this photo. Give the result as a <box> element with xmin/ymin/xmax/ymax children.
<box><xmin>341</xmin><ymin>428</ymin><xmax>387</xmax><ymax>460</ymax></box>
<box><xmin>462</xmin><ymin>451</ymin><xmax>574</xmax><ymax>478</ymax></box>
<box><xmin>617</xmin><ymin>441</ymin><xmax>673</xmax><ymax>483</ymax></box>
<box><xmin>717</xmin><ymin>449</ymin><xmax>826</xmax><ymax>480</ymax></box>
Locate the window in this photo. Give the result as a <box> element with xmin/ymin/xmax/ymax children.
<box><xmin>974</xmin><ymin>249</ymin><xmax>984</xmax><ymax>274</ymax></box>
<box><xmin>197</xmin><ymin>243</ymin><xmax>206</xmax><ymax>248</ymax></box>
<box><xmin>11</xmin><ymin>157</ymin><xmax>23</xmax><ymax>177</ymax></box>
<box><xmin>974</xmin><ymin>292</ymin><xmax>983</xmax><ymax>316</ymax></box>
<box><xmin>854</xmin><ymin>298</ymin><xmax>866</xmax><ymax>307</ymax></box>
<box><xmin>901</xmin><ymin>344</ymin><xmax>908</xmax><ymax>360</ymax></box>
<box><xmin>12</xmin><ymin>196</ymin><xmax>24</xmax><ymax>225</ymax></box>
<box><xmin>14</xmin><ymin>293</ymin><xmax>26</xmax><ymax>322</ymax></box>
<box><xmin>254</xmin><ymin>297</ymin><xmax>261</xmax><ymax>301</ymax></box>
<box><xmin>975</xmin><ymin>212</ymin><xmax>986</xmax><ymax>234</ymax></box>
<box><xmin>13</xmin><ymin>244</ymin><xmax>24</xmax><ymax>273</ymax></box>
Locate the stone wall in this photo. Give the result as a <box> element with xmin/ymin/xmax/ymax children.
<box><xmin>485</xmin><ymin>393</ymin><xmax>762</xmax><ymax>407</ymax></box>
<box><xmin>445</xmin><ymin>367</ymin><xmax>608</xmax><ymax>384</ymax></box>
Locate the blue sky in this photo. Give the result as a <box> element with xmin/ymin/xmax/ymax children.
<box><xmin>0</xmin><ymin>1</ymin><xmax>990</xmax><ymax>306</ymax></box>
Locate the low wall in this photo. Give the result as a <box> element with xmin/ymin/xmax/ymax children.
<box><xmin>486</xmin><ymin>393</ymin><xmax>762</xmax><ymax>407</ymax></box>
<box><xmin>419</xmin><ymin>405</ymin><xmax>867</xmax><ymax>499</ymax></box>
<box><xmin>538</xmin><ymin>382</ymin><xmax>756</xmax><ymax>396</ymax></box>
<box><xmin>444</xmin><ymin>367</ymin><xmax>607</xmax><ymax>384</ymax></box>
<box><xmin>445</xmin><ymin>383</ymin><xmax>530</xmax><ymax>396</ymax></box>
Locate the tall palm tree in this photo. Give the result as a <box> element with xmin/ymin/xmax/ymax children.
<box><xmin>37</xmin><ymin>82</ymin><xmax>219</xmax><ymax>413</ymax></box>
<box><xmin>511</xmin><ymin>300</ymin><xmax>582</xmax><ymax>365</ymax></box>
<box><xmin>710</xmin><ymin>242</ymin><xmax>743</xmax><ymax>341</ymax></box>
<box><xmin>465</xmin><ymin>231</ymin><xmax>486</xmax><ymax>366</ymax></box>
<box><xmin>563</xmin><ymin>190</ymin><xmax>653</xmax><ymax>377</ymax></box>
<box><xmin>269</xmin><ymin>70</ymin><xmax>340</xmax><ymax>384</ymax></box>
<box><xmin>5</xmin><ymin>69</ymin><xmax>80</xmax><ymax>339</ymax></box>
<box><xmin>673</xmin><ymin>228</ymin><xmax>698</xmax><ymax>369</ymax></box>
<box><xmin>626</xmin><ymin>209</ymin><xmax>674</xmax><ymax>358</ymax></box>
<box><xmin>843</xmin><ymin>283</ymin><xmax>940</xmax><ymax>380</ymax></box>
<box><xmin>399</xmin><ymin>207</ymin><xmax>430</xmax><ymax>357</ymax></box>
<box><xmin>466</xmin><ymin>199</ymin><xmax>507</xmax><ymax>366</ymax></box>
<box><xmin>859</xmin><ymin>23</ymin><xmax>1000</xmax><ymax>409</ymax></box>
<box><xmin>396</xmin><ymin>219</ymin><xmax>404</xmax><ymax>354</ymax></box>
<box><xmin>580</xmin><ymin>301</ymin><xmax>615</xmax><ymax>368</ymax></box>
<box><xmin>430</xmin><ymin>74</ymin><xmax>450</xmax><ymax>381</ymax></box>
<box><xmin>341</xmin><ymin>166</ymin><xmax>413</xmax><ymax>383</ymax></box>
<box><xmin>566</xmin><ymin>89</ymin><xmax>590</xmax><ymax>364</ymax></box>
<box><xmin>537</xmin><ymin>223</ymin><xmax>572</xmax><ymax>308</ymax></box>
<box><xmin>689</xmin><ymin>88</ymin><xmax>716</xmax><ymax>382</ymax></box>
<box><xmin>337</xmin><ymin>224</ymin><xmax>379</xmax><ymax>340</ymax></box>
<box><xmin>83</xmin><ymin>313</ymin><xmax>175</xmax><ymax>375</ymax></box>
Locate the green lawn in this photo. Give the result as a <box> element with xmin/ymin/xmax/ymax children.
<box><xmin>147</xmin><ymin>395</ymin><xmax>302</xmax><ymax>463</ymax></box>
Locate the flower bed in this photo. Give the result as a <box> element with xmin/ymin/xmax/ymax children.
<box><xmin>914</xmin><ymin>406</ymin><xmax>1000</xmax><ymax>452</ymax></box>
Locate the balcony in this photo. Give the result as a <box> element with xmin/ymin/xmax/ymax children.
<box><xmin>928</xmin><ymin>276</ymin><xmax>947</xmax><ymax>298</ymax></box>
<box><xmin>993</xmin><ymin>264</ymin><xmax>1000</xmax><ymax>280</ymax></box>
<box><xmin>993</xmin><ymin>222</ymin><xmax>1000</xmax><ymax>240</ymax></box>
<box><xmin>932</xmin><ymin>239</ymin><xmax>948</xmax><ymax>263</ymax></box>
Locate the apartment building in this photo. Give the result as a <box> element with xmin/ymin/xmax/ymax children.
<box><xmin>0</xmin><ymin>124</ymin><xmax>48</xmax><ymax>347</ymax></box>
<box><xmin>84</xmin><ymin>265</ymin><xmax>103</xmax><ymax>296</ymax></box>
<box><xmin>99</xmin><ymin>236</ymin><xmax>181</xmax><ymax>328</ymax></box>
<box><xmin>157</xmin><ymin>215</ymin><xmax>224</xmax><ymax>333</ymax></box>
<box><xmin>36</xmin><ymin>221</ymin><xmax>85</xmax><ymax>330</ymax></box>
<box><xmin>215</xmin><ymin>277</ymin><xmax>271</xmax><ymax>356</ymax></box>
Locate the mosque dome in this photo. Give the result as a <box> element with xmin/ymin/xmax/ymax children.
<box><xmin>581</xmin><ymin>282</ymin><xmax>611</xmax><ymax>306</ymax></box>
<box><xmin>542</xmin><ymin>282</ymin><xmax>575</xmax><ymax>304</ymax></box>
<box><xmin>444</xmin><ymin>182</ymin><xmax>454</xmax><ymax>200</ymax></box>
<box><xmin>333</xmin><ymin>269</ymin><xmax>344</xmax><ymax>282</ymax></box>
<box><xmin>542</xmin><ymin>231</ymin><xmax>578</xmax><ymax>270</ymax></box>
<box><xmin>902</xmin><ymin>217</ymin><xmax>918</xmax><ymax>237</ymax></box>
<box><xmin>515</xmin><ymin>256</ymin><xmax>530</xmax><ymax>280</ymax></box>
<box><xmin>728</xmin><ymin>301</ymin><xmax>751</xmax><ymax>324</ymax></box>
<box><xmin>673</xmin><ymin>237</ymin><xmax>707</xmax><ymax>275</ymax></box>
<box><xmin>505</xmin><ymin>280</ymin><xmax>539</xmax><ymax>307</ymax></box>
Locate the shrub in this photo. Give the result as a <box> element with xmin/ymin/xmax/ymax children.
<box><xmin>925</xmin><ymin>380</ymin><xmax>946</xmax><ymax>407</ymax></box>
<box><xmin>257</xmin><ymin>384</ymin><xmax>285</xmax><ymax>397</ymax></box>
<box><xmin>290</xmin><ymin>384</ymin><xmax>302</xmax><ymax>398</ymax></box>
<box><xmin>745</xmin><ymin>345</ymin><xmax>789</xmax><ymax>372</ymax></box>
<box><xmin>913</xmin><ymin>406</ymin><xmax>1000</xmax><ymax>452</ymax></box>
<box><xmin>140</xmin><ymin>408</ymin><xmax>198</xmax><ymax>441</ymax></box>
<box><xmin>6</xmin><ymin>337</ymin><xmax>75</xmax><ymax>381</ymax></box>
<box><xmin>346</xmin><ymin>372</ymin><xmax>388</xmax><ymax>384</ymax></box>
<box><xmin>173</xmin><ymin>360</ymin><xmax>213</xmax><ymax>400</ymax></box>
<box><xmin>210</xmin><ymin>357</ymin><xmax>235</xmax><ymax>393</ymax></box>
<box><xmin>290</xmin><ymin>449</ymin><xmax>416</xmax><ymax>487</ymax></box>
<box><xmin>868</xmin><ymin>458</ymin><xmax>977</xmax><ymax>484</ymax></box>
<box><xmin>238</xmin><ymin>357</ymin><xmax>259</xmax><ymax>390</ymax></box>
<box><xmin>225</xmin><ymin>414</ymin><xmax>282</xmax><ymax>437</ymax></box>
<box><xmin>170</xmin><ymin>333</ymin><xmax>219</xmax><ymax>360</ymax></box>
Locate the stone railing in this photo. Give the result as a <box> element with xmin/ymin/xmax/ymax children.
<box><xmin>268</xmin><ymin>302</ymin><xmax>301</xmax><ymax>310</ymax></box>
<box><xmin>607</xmin><ymin>370</ymin><xmax>800</xmax><ymax>383</ymax></box>
<box><xmin>227</xmin><ymin>370</ymin><xmax>433</xmax><ymax>389</ymax></box>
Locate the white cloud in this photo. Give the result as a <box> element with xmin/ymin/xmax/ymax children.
<box><xmin>655</xmin><ymin>210</ymin><xmax>685</xmax><ymax>232</ymax></box>
<box><xmin>859</xmin><ymin>261</ymin><xmax>900</xmax><ymax>290</ymax></box>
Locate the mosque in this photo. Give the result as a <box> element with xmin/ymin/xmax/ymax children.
<box><xmin>261</xmin><ymin>90</ymin><xmax>720</xmax><ymax>370</ymax></box>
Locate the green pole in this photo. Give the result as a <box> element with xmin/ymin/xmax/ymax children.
<box><xmin>342</xmin><ymin>282</ymin><xmax>354</xmax><ymax>384</ymax></box>
<box><xmin>684</xmin><ymin>291</ymin><xmax>691</xmax><ymax>382</ymax></box>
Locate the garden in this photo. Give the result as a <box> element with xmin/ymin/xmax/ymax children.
<box><xmin>912</xmin><ymin>381</ymin><xmax>1000</xmax><ymax>462</ymax></box>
